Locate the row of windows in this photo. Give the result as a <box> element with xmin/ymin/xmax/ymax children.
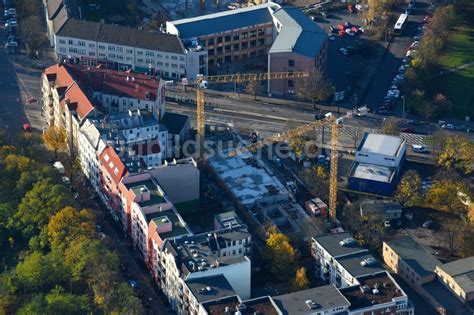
<box><xmin>206</xmin><ymin>28</ymin><xmax>267</xmax><ymax>46</ymax></box>
<box><xmin>207</xmin><ymin>39</ymin><xmax>266</xmax><ymax>55</ymax></box>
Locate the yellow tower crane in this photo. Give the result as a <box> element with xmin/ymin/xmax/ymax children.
<box><xmin>229</xmin><ymin>115</ymin><xmax>341</xmax><ymax>222</ymax></box>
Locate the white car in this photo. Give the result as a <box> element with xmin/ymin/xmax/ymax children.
<box><xmin>412</xmin><ymin>144</ymin><xmax>428</xmax><ymax>153</ymax></box>
<box><xmin>441</xmin><ymin>123</ymin><xmax>454</xmax><ymax>129</ymax></box>
<box><xmin>339</xmin><ymin>48</ymin><xmax>348</xmax><ymax>55</ymax></box>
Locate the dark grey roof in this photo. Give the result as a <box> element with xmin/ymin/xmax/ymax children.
<box><xmin>161</xmin><ymin>112</ymin><xmax>189</xmax><ymax>135</ymax></box>
<box><xmin>437</xmin><ymin>257</ymin><xmax>474</xmax><ymax>295</ymax></box>
<box><xmin>313</xmin><ymin>233</ymin><xmax>367</xmax><ymax>258</ymax></box>
<box><xmin>337</xmin><ymin>252</ymin><xmax>385</xmax><ymax>278</ymax></box>
<box><xmin>273</xmin><ymin>284</ymin><xmax>350</xmax><ymax>314</ymax></box>
<box><xmin>360</xmin><ymin>200</ymin><xmax>402</xmax><ymax>218</ymax></box>
<box><xmin>57</xmin><ymin>19</ymin><xmax>185</xmax><ymax>54</ymax></box>
<box><xmin>438</xmin><ymin>257</ymin><xmax>474</xmax><ymax>277</ymax></box>
<box><xmin>170</xmin><ymin>3</ymin><xmax>277</xmax><ymax>39</ymax></box>
<box><xmin>52</xmin><ymin>6</ymin><xmax>69</xmax><ymax>34</ymax></box>
<box><xmin>185</xmin><ymin>275</ymin><xmax>237</xmax><ymax>303</ymax></box>
<box><xmin>386</xmin><ymin>236</ymin><xmax>441</xmax><ymax>278</ymax></box>
<box><xmin>422</xmin><ymin>280</ymin><xmax>473</xmax><ymax>315</ymax></box>
<box><xmin>269</xmin><ymin>7</ymin><xmax>327</xmax><ymax>58</ymax></box>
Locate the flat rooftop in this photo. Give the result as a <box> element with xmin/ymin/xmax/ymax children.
<box><xmin>337</xmin><ymin>252</ymin><xmax>385</xmax><ymax>279</ymax></box>
<box><xmin>273</xmin><ymin>284</ymin><xmax>350</xmax><ymax>314</ymax></box>
<box><xmin>437</xmin><ymin>257</ymin><xmax>474</xmax><ymax>295</ymax></box>
<box><xmin>125</xmin><ymin>179</ymin><xmax>167</xmax><ymax>207</ymax></box>
<box><xmin>186</xmin><ymin>275</ymin><xmax>236</xmax><ymax>304</ymax></box>
<box><xmin>358</xmin><ymin>133</ymin><xmax>403</xmax><ymax>157</ymax></box>
<box><xmin>150</xmin><ymin>211</ymin><xmax>189</xmax><ymax>239</ymax></box>
<box><xmin>340</xmin><ymin>272</ymin><xmax>405</xmax><ymax>311</ymax></box>
<box><xmin>214</xmin><ymin>211</ymin><xmax>243</xmax><ymax>229</ymax></box>
<box><xmin>386</xmin><ymin>236</ymin><xmax>441</xmax><ymax>278</ymax></box>
<box><xmin>209</xmin><ymin>152</ymin><xmax>288</xmax><ymax>206</ymax></box>
<box><xmin>312</xmin><ymin>233</ymin><xmax>367</xmax><ymax>259</ymax></box>
<box><xmin>204</xmin><ymin>296</ymin><xmax>280</xmax><ymax>315</ymax></box>
<box><xmin>351</xmin><ymin>163</ymin><xmax>395</xmax><ymax>183</ymax></box>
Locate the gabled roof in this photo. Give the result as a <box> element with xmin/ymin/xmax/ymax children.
<box><xmin>99</xmin><ymin>146</ymin><xmax>128</xmax><ymax>184</ymax></box>
<box><xmin>52</xmin><ymin>6</ymin><xmax>69</xmax><ymax>34</ymax></box>
<box><xmin>57</xmin><ymin>19</ymin><xmax>185</xmax><ymax>54</ymax></box>
<box><xmin>47</xmin><ymin>0</ymin><xmax>64</xmax><ymax>19</ymax></box>
<box><xmin>170</xmin><ymin>3</ymin><xmax>278</xmax><ymax>39</ymax></box>
<box><xmin>437</xmin><ymin>257</ymin><xmax>474</xmax><ymax>295</ymax></box>
<box><xmin>269</xmin><ymin>7</ymin><xmax>327</xmax><ymax>58</ymax></box>
<box><xmin>386</xmin><ymin>236</ymin><xmax>441</xmax><ymax>278</ymax></box>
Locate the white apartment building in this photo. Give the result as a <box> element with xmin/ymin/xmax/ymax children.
<box><xmin>54</xmin><ymin>18</ymin><xmax>207</xmax><ymax>80</ymax></box>
<box><xmin>311</xmin><ymin>233</ymin><xmax>386</xmax><ymax>288</ymax></box>
<box><xmin>161</xmin><ymin>229</ymin><xmax>252</xmax><ymax>313</ymax></box>
<box><xmin>78</xmin><ymin>119</ymin><xmax>106</xmax><ymax>193</ymax></box>
<box><xmin>355</xmin><ymin>133</ymin><xmax>406</xmax><ymax>168</ymax></box>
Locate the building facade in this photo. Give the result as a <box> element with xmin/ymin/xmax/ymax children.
<box><xmin>54</xmin><ymin>18</ymin><xmax>207</xmax><ymax>80</ymax></box>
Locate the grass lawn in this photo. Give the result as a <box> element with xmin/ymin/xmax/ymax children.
<box><xmin>427</xmin><ymin>10</ymin><xmax>474</xmax><ymax>119</ymax></box>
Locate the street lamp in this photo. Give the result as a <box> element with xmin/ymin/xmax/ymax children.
<box><xmin>402</xmin><ymin>95</ymin><xmax>406</xmax><ymax>119</ymax></box>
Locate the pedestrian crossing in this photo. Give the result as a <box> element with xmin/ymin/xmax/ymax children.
<box><xmin>400</xmin><ymin>132</ymin><xmax>426</xmax><ymax>146</ymax></box>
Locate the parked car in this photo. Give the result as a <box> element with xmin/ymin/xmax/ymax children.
<box><xmin>412</xmin><ymin>144</ymin><xmax>429</xmax><ymax>153</ymax></box>
<box><xmin>422</xmin><ymin>220</ymin><xmax>433</xmax><ymax>228</ymax></box>
<box><xmin>328</xmin><ymin>34</ymin><xmax>335</xmax><ymax>41</ymax></box>
<box><xmin>4</xmin><ymin>19</ymin><xmax>17</xmax><ymax>27</ymax></box>
<box><xmin>400</xmin><ymin>127</ymin><xmax>415</xmax><ymax>133</ymax></box>
<box><xmin>441</xmin><ymin>123</ymin><xmax>454</xmax><ymax>129</ymax></box>
<box><xmin>22</xmin><ymin>123</ymin><xmax>31</xmax><ymax>132</ymax></box>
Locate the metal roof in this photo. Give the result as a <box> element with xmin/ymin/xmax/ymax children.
<box><xmin>386</xmin><ymin>236</ymin><xmax>441</xmax><ymax>278</ymax></box>
<box><xmin>170</xmin><ymin>3</ymin><xmax>277</xmax><ymax>39</ymax></box>
<box><xmin>358</xmin><ymin>133</ymin><xmax>403</xmax><ymax>156</ymax></box>
<box><xmin>269</xmin><ymin>7</ymin><xmax>327</xmax><ymax>58</ymax></box>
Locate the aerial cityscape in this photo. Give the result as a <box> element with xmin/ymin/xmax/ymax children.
<box><xmin>0</xmin><ymin>0</ymin><xmax>473</xmax><ymax>314</ymax></box>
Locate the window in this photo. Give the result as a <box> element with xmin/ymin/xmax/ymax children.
<box><xmin>108</xmin><ymin>45</ymin><xmax>115</xmax><ymax>51</ymax></box>
<box><xmin>88</xmin><ymin>51</ymin><xmax>95</xmax><ymax>56</ymax></box>
<box><xmin>145</xmin><ymin>51</ymin><xmax>154</xmax><ymax>57</ymax></box>
<box><xmin>126</xmin><ymin>49</ymin><xmax>133</xmax><ymax>54</ymax></box>
<box><xmin>207</xmin><ymin>38</ymin><xmax>214</xmax><ymax>46</ymax></box>
<box><xmin>137</xmin><ymin>58</ymin><xmax>144</xmax><ymax>63</ymax></box>
<box><xmin>68</xmin><ymin>39</ymin><xmax>74</xmax><ymax>45</ymax></box>
<box><xmin>137</xmin><ymin>51</ymin><xmax>143</xmax><ymax>55</ymax></box>
<box><xmin>216</xmin><ymin>47</ymin><xmax>222</xmax><ymax>54</ymax></box>
<box><xmin>225</xmin><ymin>35</ymin><xmax>231</xmax><ymax>42</ymax></box>
<box><xmin>250</xmin><ymin>30</ymin><xmax>257</xmax><ymax>37</ymax></box>
<box><xmin>242</xmin><ymin>32</ymin><xmax>248</xmax><ymax>39</ymax></box>
<box><xmin>250</xmin><ymin>40</ymin><xmax>256</xmax><ymax>48</ymax></box>
<box><xmin>233</xmin><ymin>34</ymin><xmax>239</xmax><ymax>41</ymax></box>
<box><xmin>59</xmin><ymin>39</ymin><xmax>66</xmax><ymax>44</ymax></box>
<box><xmin>108</xmin><ymin>54</ymin><xmax>115</xmax><ymax>58</ymax></box>
<box><xmin>217</xmin><ymin>37</ymin><xmax>223</xmax><ymax>44</ymax></box>
<box><xmin>233</xmin><ymin>43</ymin><xmax>239</xmax><ymax>50</ymax></box>
<box><xmin>225</xmin><ymin>45</ymin><xmax>231</xmax><ymax>53</ymax></box>
<box><xmin>146</xmin><ymin>59</ymin><xmax>154</xmax><ymax>64</ymax></box>
<box><xmin>258</xmin><ymin>28</ymin><xmax>265</xmax><ymax>36</ymax></box>
<box><xmin>68</xmin><ymin>47</ymin><xmax>78</xmax><ymax>53</ymax></box>
<box><xmin>98</xmin><ymin>45</ymin><xmax>105</xmax><ymax>50</ymax></box>
<box><xmin>78</xmin><ymin>41</ymin><xmax>86</xmax><ymax>46</ymax></box>
<box><xmin>258</xmin><ymin>38</ymin><xmax>265</xmax><ymax>46</ymax></box>
<box><xmin>179</xmin><ymin>56</ymin><xmax>184</xmax><ymax>61</ymax></box>
<box><xmin>288</xmin><ymin>59</ymin><xmax>295</xmax><ymax>67</ymax></box>
<box><xmin>241</xmin><ymin>42</ymin><xmax>248</xmax><ymax>49</ymax></box>
<box><xmin>171</xmin><ymin>56</ymin><xmax>178</xmax><ymax>60</ymax></box>
<box><xmin>59</xmin><ymin>47</ymin><xmax>66</xmax><ymax>53</ymax></box>
<box><xmin>89</xmin><ymin>43</ymin><xmax>95</xmax><ymax>48</ymax></box>
<box><xmin>288</xmin><ymin>80</ymin><xmax>294</xmax><ymax>87</ymax></box>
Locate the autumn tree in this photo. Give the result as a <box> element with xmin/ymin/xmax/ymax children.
<box><xmin>43</xmin><ymin>127</ymin><xmax>67</xmax><ymax>160</ymax></box>
<box><xmin>261</xmin><ymin>227</ymin><xmax>297</xmax><ymax>282</ymax></box>
<box><xmin>438</xmin><ymin>136</ymin><xmax>474</xmax><ymax>174</ymax></box>
<box><xmin>296</xmin><ymin>72</ymin><xmax>333</xmax><ymax>108</ymax></box>
<box><xmin>424</xmin><ymin>178</ymin><xmax>467</xmax><ymax>213</ymax></box>
<box><xmin>245</xmin><ymin>79</ymin><xmax>259</xmax><ymax>100</ymax></box>
<box><xmin>293</xmin><ymin>267</ymin><xmax>309</xmax><ymax>291</ymax></box>
<box><xmin>395</xmin><ymin>170</ymin><xmax>422</xmax><ymax>207</ymax></box>
<box><xmin>382</xmin><ymin>120</ymin><xmax>399</xmax><ymax>136</ymax></box>
<box><xmin>19</xmin><ymin>16</ymin><xmax>47</xmax><ymax>57</ymax></box>
<box><xmin>48</xmin><ymin>207</ymin><xmax>96</xmax><ymax>252</ymax></box>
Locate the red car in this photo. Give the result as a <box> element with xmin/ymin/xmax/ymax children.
<box><xmin>22</xmin><ymin>123</ymin><xmax>31</xmax><ymax>132</ymax></box>
<box><xmin>348</xmin><ymin>4</ymin><xmax>355</xmax><ymax>13</ymax></box>
<box><xmin>339</xmin><ymin>30</ymin><xmax>346</xmax><ymax>37</ymax></box>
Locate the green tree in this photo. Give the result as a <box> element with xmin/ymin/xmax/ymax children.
<box><xmin>46</xmin><ymin>286</ymin><xmax>91</xmax><ymax>314</ymax></box>
<box><xmin>261</xmin><ymin>227</ymin><xmax>296</xmax><ymax>282</ymax></box>
<box><xmin>17</xmin><ymin>294</ymin><xmax>47</xmax><ymax>315</ymax></box>
<box><xmin>48</xmin><ymin>207</ymin><xmax>96</xmax><ymax>252</ymax></box>
<box><xmin>15</xmin><ymin>251</ymin><xmax>68</xmax><ymax>292</ymax></box>
<box><xmin>43</xmin><ymin>127</ymin><xmax>67</xmax><ymax>160</ymax></box>
<box><xmin>395</xmin><ymin>170</ymin><xmax>422</xmax><ymax>207</ymax></box>
<box><xmin>292</xmin><ymin>267</ymin><xmax>309</xmax><ymax>291</ymax></box>
<box><xmin>13</xmin><ymin>179</ymin><xmax>69</xmax><ymax>240</ymax></box>
<box><xmin>296</xmin><ymin>72</ymin><xmax>333</xmax><ymax>108</ymax></box>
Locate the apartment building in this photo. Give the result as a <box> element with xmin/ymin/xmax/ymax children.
<box><xmin>167</xmin><ymin>4</ymin><xmax>328</xmax><ymax>95</ymax></box>
<box><xmin>161</xmin><ymin>229</ymin><xmax>252</xmax><ymax>313</ymax></box>
<box><xmin>312</xmin><ymin>233</ymin><xmax>385</xmax><ymax>288</ymax></box>
<box><xmin>53</xmin><ymin>18</ymin><xmax>207</xmax><ymax>80</ymax></box>
<box><xmin>167</xmin><ymin>3</ymin><xmax>277</xmax><ymax>66</ymax></box>
<box><xmin>383</xmin><ymin>237</ymin><xmax>441</xmax><ymax>291</ymax></box>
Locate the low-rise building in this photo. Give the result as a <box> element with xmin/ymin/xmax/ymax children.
<box><xmin>349</xmin><ymin>133</ymin><xmax>406</xmax><ymax>196</ymax></box>
<box><xmin>383</xmin><ymin>236</ymin><xmax>441</xmax><ymax>291</ymax></box>
<box><xmin>53</xmin><ymin>18</ymin><xmax>207</xmax><ymax>79</ymax></box>
<box><xmin>360</xmin><ymin>200</ymin><xmax>402</xmax><ymax>221</ymax></box>
<box><xmin>435</xmin><ymin>257</ymin><xmax>474</xmax><ymax>303</ymax></box>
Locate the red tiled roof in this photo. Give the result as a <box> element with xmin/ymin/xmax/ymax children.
<box><xmin>43</xmin><ymin>64</ymin><xmax>99</xmax><ymax>120</ymax></box>
<box><xmin>99</xmin><ymin>146</ymin><xmax>128</xmax><ymax>185</ymax></box>
<box><xmin>63</xmin><ymin>64</ymin><xmax>160</xmax><ymax>102</ymax></box>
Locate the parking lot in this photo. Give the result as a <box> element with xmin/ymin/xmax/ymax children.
<box><xmin>313</xmin><ymin>8</ymin><xmax>383</xmax><ymax>109</ymax></box>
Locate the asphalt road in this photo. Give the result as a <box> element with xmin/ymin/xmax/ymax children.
<box><xmin>360</xmin><ymin>0</ymin><xmax>432</xmax><ymax>112</ymax></box>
